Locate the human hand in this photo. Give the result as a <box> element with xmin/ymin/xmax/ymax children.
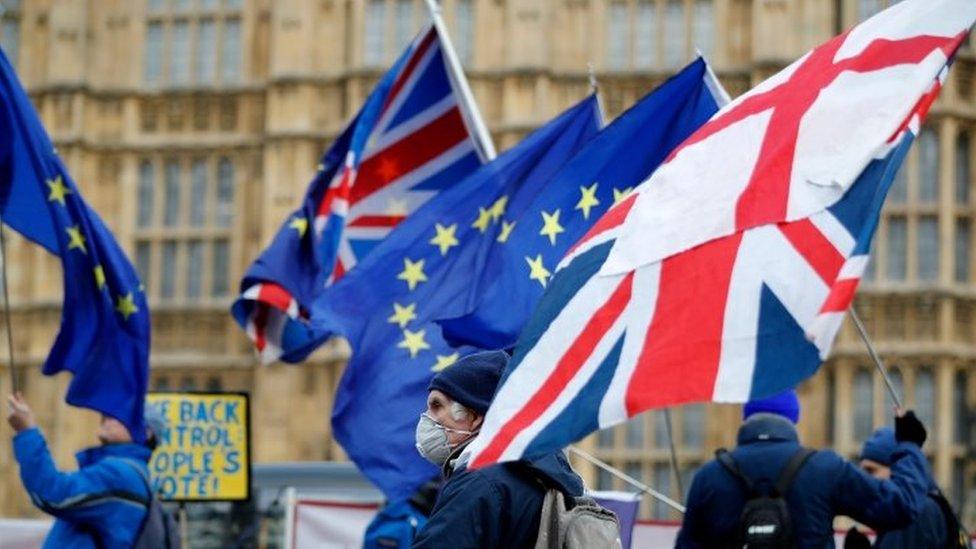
<box><xmin>894</xmin><ymin>409</ymin><xmax>926</xmax><ymax>447</ymax></box>
<box><xmin>6</xmin><ymin>393</ymin><xmax>36</xmax><ymax>433</ymax></box>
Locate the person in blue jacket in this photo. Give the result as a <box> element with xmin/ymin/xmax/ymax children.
<box><xmin>411</xmin><ymin>350</ymin><xmax>585</xmax><ymax>549</ymax></box>
<box><xmin>843</xmin><ymin>426</ymin><xmax>949</xmax><ymax>548</ymax></box>
<box><xmin>7</xmin><ymin>392</ymin><xmax>166</xmax><ymax>548</ymax></box>
<box><xmin>676</xmin><ymin>389</ymin><xmax>931</xmax><ymax>548</ymax></box>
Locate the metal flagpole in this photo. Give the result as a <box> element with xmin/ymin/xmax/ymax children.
<box><xmin>569</xmin><ymin>446</ymin><xmax>686</xmax><ymax>514</ymax></box>
<box><xmin>662</xmin><ymin>409</ymin><xmax>684</xmax><ymax>500</ymax></box>
<box><xmin>0</xmin><ymin>222</ymin><xmax>18</xmax><ymax>394</ymax></box>
<box><xmin>849</xmin><ymin>307</ymin><xmax>903</xmax><ymax>409</ymax></box>
<box><xmin>422</xmin><ymin>0</ymin><xmax>497</xmax><ymax>161</ymax></box>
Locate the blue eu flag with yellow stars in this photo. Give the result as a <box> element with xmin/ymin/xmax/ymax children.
<box><xmin>0</xmin><ymin>48</ymin><xmax>150</xmax><ymax>441</ymax></box>
<box><xmin>287</xmin><ymin>96</ymin><xmax>602</xmax><ymax>501</ymax></box>
<box><xmin>436</xmin><ymin>58</ymin><xmax>730</xmax><ymax>350</ymax></box>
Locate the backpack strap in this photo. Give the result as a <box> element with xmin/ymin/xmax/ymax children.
<box><xmin>927</xmin><ymin>488</ymin><xmax>970</xmax><ymax>549</ymax></box>
<box><xmin>773</xmin><ymin>448</ymin><xmax>815</xmax><ymax>498</ymax></box>
<box><xmin>715</xmin><ymin>449</ymin><xmax>757</xmax><ymax>496</ymax></box>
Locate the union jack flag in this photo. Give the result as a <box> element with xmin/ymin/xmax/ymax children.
<box><xmin>232</xmin><ymin>25</ymin><xmax>488</xmax><ymax>363</ymax></box>
<box><xmin>465</xmin><ymin>0</ymin><xmax>975</xmax><ymax>469</ymax></box>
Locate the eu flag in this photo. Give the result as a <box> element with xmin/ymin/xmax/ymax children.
<box><xmin>289</xmin><ymin>96</ymin><xmax>602</xmax><ymax>501</ymax></box>
<box><xmin>436</xmin><ymin>58</ymin><xmax>729</xmax><ymax>350</ymax></box>
<box><xmin>0</xmin><ymin>49</ymin><xmax>150</xmax><ymax>441</ymax></box>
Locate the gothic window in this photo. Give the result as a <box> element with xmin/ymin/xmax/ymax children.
<box><xmin>0</xmin><ymin>0</ymin><xmax>22</xmax><ymax>68</ymax></box>
<box><xmin>135</xmin><ymin>156</ymin><xmax>237</xmax><ymax>303</ymax></box>
<box><xmin>915</xmin><ymin>367</ymin><xmax>936</xmax><ymax>431</ymax></box>
<box><xmin>917</xmin><ymin>216</ymin><xmax>939</xmax><ymax>281</ymax></box>
<box><xmin>144</xmin><ymin>1</ymin><xmax>243</xmax><ymax>86</ymax></box>
<box><xmin>853</xmin><ymin>368</ymin><xmax>874</xmax><ymax>442</ymax></box>
<box><xmin>886</xmin><ymin>216</ymin><xmax>907</xmax><ymax>281</ymax></box>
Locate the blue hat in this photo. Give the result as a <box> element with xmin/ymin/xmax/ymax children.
<box><xmin>860</xmin><ymin>427</ymin><xmax>897</xmax><ymax>465</ymax></box>
<box><xmin>743</xmin><ymin>389</ymin><xmax>801</xmax><ymax>424</ymax></box>
<box><xmin>143</xmin><ymin>403</ymin><xmax>168</xmax><ymax>445</ymax></box>
<box><xmin>428</xmin><ymin>350</ymin><xmax>508</xmax><ymax>416</ymax></box>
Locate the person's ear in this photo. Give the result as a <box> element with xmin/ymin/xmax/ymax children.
<box><xmin>471</xmin><ymin>414</ymin><xmax>484</xmax><ymax>431</ymax></box>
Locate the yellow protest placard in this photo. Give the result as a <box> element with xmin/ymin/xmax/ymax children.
<box><xmin>146</xmin><ymin>392</ymin><xmax>251</xmax><ymax>501</ymax></box>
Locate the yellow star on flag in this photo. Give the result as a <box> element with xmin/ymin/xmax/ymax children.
<box><xmin>115</xmin><ymin>292</ymin><xmax>139</xmax><ymax>321</ymax></box>
<box><xmin>398</xmin><ymin>328</ymin><xmax>431</xmax><ymax>358</ymax></box>
<box><xmin>497</xmin><ymin>220</ymin><xmax>516</xmax><ymax>243</ymax></box>
<box><xmin>93</xmin><ymin>265</ymin><xmax>106</xmax><ymax>289</ymax></box>
<box><xmin>576</xmin><ymin>183</ymin><xmax>600</xmax><ymax>219</ymax></box>
<box><xmin>539</xmin><ymin>209</ymin><xmax>564</xmax><ymax>246</ymax></box>
<box><xmin>472</xmin><ymin>207</ymin><xmax>493</xmax><ymax>233</ymax></box>
<box><xmin>525</xmin><ymin>254</ymin><xmax>551</xmax><ymax>288</ymax></box>
<box><xmin>66</xmin><ymin>225</ymin><xmax>87</xmax><ymax>254</ymax></box>
<box><xmin>429</xmin><ymin>223</ymin><xmax>459</xmax><ymax>256</ymax></box>
<box><xmin>613</xmin><ymin>187</ymin><xmax>634</xmax><ymax>205</ymax></box>
<box><xmin>387</xmin><ymin>302</ymin><xmax>417</xmax><ymax>329</ymax></box>
<box><xmin>397</xmin><ymin>257</ymin><xmax>428</xmax><ymax>290</ymax></box>
<box><xmin>289</xmin><ymin>216</ymin><xmax>309</xmax><ymax>238</ymax></box>
<box><xmin>46</xmin><ymin>175</ymin><xmax>72</xmax><ymax>206</ymax></box>
<box><xmin>489</xmin><ymin>195</ymin><xmax>509</xmax><ymax>222</ymax></box>
<box><xmin>432</xmin><ymin>352</ymin><xmax>460</xmax><ymax>372</ymax></box>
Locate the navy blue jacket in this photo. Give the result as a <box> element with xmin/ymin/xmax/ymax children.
<box><xmin>412</xmin><ymin>451</ymin><xmax>584</xmax><ymax>548</ymax></box>
<box><xmin>874</xmin><ymin>487</ymin><xmax>948</xmax><ymax>548</ymax></box>
<box><xmin>13</xmin><ymin>427</ymin><xmax>152</xmax><ymax>548</ymax></box>
<box><xmin>676</xmin><ymin>415</ymin><xmax>930</xmax><ymax>549</ymax></box>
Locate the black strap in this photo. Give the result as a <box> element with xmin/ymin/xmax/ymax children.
<box><xmin>716</xmin><ymin>449</ymin><xmax>757</xmax><ymax>496</ymax></box>
<box><xmin>773</xmin><ymin>448</ymin><xmax>815</xmax><ymax>498</ymax></box>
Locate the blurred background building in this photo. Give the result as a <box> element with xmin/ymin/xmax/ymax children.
<box><xmin>0</xmin><ymin>0</ymin><xmax>972</xmax><ymax>533</ymax></box>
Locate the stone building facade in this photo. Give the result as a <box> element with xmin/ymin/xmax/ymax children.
<box><xmin>0</xmin><ymin>0</ymin><xmax>973</xmax><ymax>525</ymax></box>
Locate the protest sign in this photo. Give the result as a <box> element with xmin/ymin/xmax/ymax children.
<box><xmin>146</xmin><ymin>392</ymin><xmax>251</xmax><ymax>501</ymax></box>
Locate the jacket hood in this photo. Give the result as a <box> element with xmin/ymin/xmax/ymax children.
<box><xmin>523</xmin><ymin>451</ymin><xmax>584</xmax><ymax>496</ymax></box>
<box><xmin>76</xmin><ymin>442</ymin><xmax>153</xmax><ymax>468</ymax></box>
<box><xmin>737</xmin><ymin>413</ymin><xmax>799</xmax><ymax>446</ymax></box>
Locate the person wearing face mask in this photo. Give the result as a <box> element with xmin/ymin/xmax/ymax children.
<box><xmin>411</xmin><ymin>350</ymin><xmax>585</xmax><ymax>549</ymax></box>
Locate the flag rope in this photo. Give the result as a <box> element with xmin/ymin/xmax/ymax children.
<box><xmin>0</xmin><ymin>221</ymin><xmax>19</xmax><ymax>393</ymax></box>
<box><xmin>569</xmin><ymin>446</ymin><xmax>687</xmax><ymax>514</ymax></box>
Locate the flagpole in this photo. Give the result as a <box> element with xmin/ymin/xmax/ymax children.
<box><xmin>423</xmin><ymin>0</ymin><xmax>497</xmax><ymax>161</ymax></box>
<box><xmin>569</xmin><ymin>446</ymin><xmax>686</xmax><ymax>514</ymax></box>
<box><xmin>663</xmin><ymin>409</ymin><xmax>684</xmax><ymax>500</ymax></box>
<box><xmin>0</xmin><ymin>222</ymin><xmax>18</xmax><ymax>394</ymax></box>
<box><xmin>849</xmin><ymin>306</ymin><xmax>903</xmax><ymax>409</ymax></box>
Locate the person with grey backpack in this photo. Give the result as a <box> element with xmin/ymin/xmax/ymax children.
<box><xmin>411</xmin><ymin>350</ymin><xmax>621</xmax><ymax>548</ymax></box>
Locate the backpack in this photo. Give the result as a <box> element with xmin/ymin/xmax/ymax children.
<box><xmin>928</xmin><ymin>489</ymin><xmax>974</xmax><ymax>549</ymax></box>
<box><xmin>121</xmin><ymin>460</ymin><xmax>182</xmax><ymax>549</ymax></box>
<box><xmin>715</xmin><ymin>447</ymin><xmax>815</xmax><ymax>549</ymax></box>
<box><xmin>534</xmin><ymin>489</ymin><xmax>622</xmax><ymax>549</ymax></box>
<box><xmin>364</xmin><ymin>499</ymin><xmax>430</xmax><ymax>548</ymax></box>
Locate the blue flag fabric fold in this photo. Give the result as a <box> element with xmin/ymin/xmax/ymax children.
<box><xmin>436</xmin><ymin>58</ymin><xmax>728</xmax><ymax>350</ymax></box>
<box><xmin>294</xmin><ymin>96</ymin><xmax>602</xmax><ymax>501</ymax></box>
<box><xmin>0</xmin><ymin>49</ymin><xmax>150</xmax><ymax>441</ymax></box>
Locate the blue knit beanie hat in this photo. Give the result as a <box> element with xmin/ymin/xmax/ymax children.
<box><xmin>860</xmin><ymin>427</ymin><xmax>897</xmax><ymax>466</ymax></box>
<box><xmin>743</xmin><ymin>389</ymin><xmax>801</xmax><ymax>424</ymax></box>
<box><xmin>428</xmin><ymin>350</ymin><xmax>508</xmax><ymax>416</ymax></box>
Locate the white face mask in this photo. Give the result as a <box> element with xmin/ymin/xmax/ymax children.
<box><xmin>415</xmin><ymin>412</ymin><xmax>478</xmax><ymax>465</ymax></box>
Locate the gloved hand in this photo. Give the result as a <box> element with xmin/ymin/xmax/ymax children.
<box><xmin>894</xmin><ymin>410</ymin><xmax>927</xmax><ymax>447</ymax></box>
<box><xmin>844</xmin><ymin>526</ymin><xmax>872</xmax><ymax>549</ymax></box>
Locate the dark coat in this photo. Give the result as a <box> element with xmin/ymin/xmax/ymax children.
<box><xmin>676</xmin><ymin>414</ymin><xmax>930</xmax><ymax>549</ymax></box>
<box><xmin>13</xmin><ymin>427</ymin><xmax>152</xmax><ymax>548</ymax></box>
<box><xmin>874</xmin><ymin>489</ymin><xmax>948</xmax><ymax>548</ymax></box>
<box><xmin>411</xmin><ymin>451</ymin><xmax>584</xmax><ymax>549</ymax></box>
